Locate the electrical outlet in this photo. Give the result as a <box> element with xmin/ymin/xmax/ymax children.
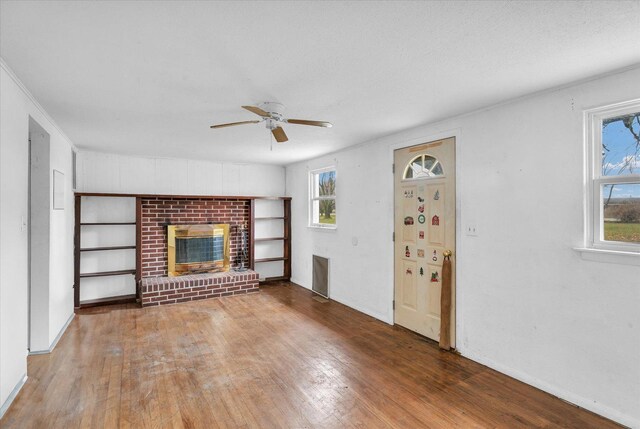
<box><xmin>465</xmin><ymin>224</ymin><xmax>478</xmax><ymax>236</ymax></box>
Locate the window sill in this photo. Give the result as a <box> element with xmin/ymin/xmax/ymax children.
<box><xmin>308</xmin><ymin>225</ymin><xmax>337</xmax><ymax>231</ymax></box>
<box><xmin>573</xmin><ymin>247</ymin><xmax>640</xmax><ymax>266</ymax></box>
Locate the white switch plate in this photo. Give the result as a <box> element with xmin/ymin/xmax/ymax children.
<box><xmin>465</xmin><ymin>224</ymin><xmax>478</xmax><ymax>236</ymax></box>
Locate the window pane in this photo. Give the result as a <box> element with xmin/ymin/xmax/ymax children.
<box><xmin>602</xmin><ymin>183</ymin><xmax>640</xmax><ymax>243</ymax></box>
<box><xmin>423</xmin><ymin>156</ymin><xmax>436</xmax><ymax>171</ymax></box>
<box><xmin>318</xmin><ymin>171</ymin><xmax>336</xmax><ymax>196</ymax></box>
<box><xmin>602</xmin><ymin>112</ymin><xmax>640</xmax><ymax>176</ymax></box>
<box><xmin>312</xmin><ymin>198</ymin><xmax>336</xmax><ymax>225</ymax></box>
<box><xmin>403</xmin><ymin>155</ymin><xmax>443</xmax><ymax>179</ymax></box>
<box><xmin>431</xmin><ymin>161</ymin><xmax>443</xmax><ymax>176</ymax></box>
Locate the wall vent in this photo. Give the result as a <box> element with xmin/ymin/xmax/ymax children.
<box><xmin>312</xmin><ymin>255</ymin><xmax>329</xmax><ymax>298</ymax></box>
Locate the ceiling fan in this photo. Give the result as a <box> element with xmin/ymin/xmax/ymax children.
<box><xmin>210</xmin><ymin>102</ymin><xmax>332</xmax><ymax>143</ymax></box>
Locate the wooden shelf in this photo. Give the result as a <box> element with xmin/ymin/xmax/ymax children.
<box><xmin>80</xmin><ymin>245</ymin><xmax>136</xmax><ymax>252</ymax></box>
<box><xmin>80</xmin><ymin>222</ymin><xmax>136</xmax><ymax>226</ymax></box>
<box><xmin>255</xmin><ymin>216</ymin><xmax>287</xmax><ymax>220</ymax></box>
<box><xmin>254</xmin><ymin>237</ymin><xmax>286</xmax><ymax>242</ymax></box>
<box><xmin>79</xmin><ymin>269</ymin><xmax>136</xmax><ymax>278</ymax></box>
<box><xmin>261</xmin><ymin>276</ymin><xmax>288</xmax><ymax>282</ymax></box>
<box><xmin>79</xmin><ymin>294</ymin><xmax>137</xmax><ymax>308</ymax></box>
<box><xmin>254</xmin><ymin>257</ymin><xmax>288</xmax><ymax>263</ymax></box>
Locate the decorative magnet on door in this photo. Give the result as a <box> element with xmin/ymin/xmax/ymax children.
<box><xmin>419</xmin><ymin>231</ymin><xmax>424</xmax><ymax>239</ymax></box>
<box><xmin>430</xmin><ymin>271</ymin><xmax>439</xmax><ymax>282</ymax></box>
<box><xmin>418</xmin><ymin>204</ymin><xmax>424</xmax><ymax>213</ymax></box>
<box><xmin>420</xmin><ymin>267</ymin><xmax>424</xmax><ymax>276</ymax></box>
<box><xmin>404</xmin><ymin>190</ymin><xmax>414</xmax><ymax>198</ymax></box>
<box><xmin>433</xmin><ymin>190</ymin><xmax>440</xmax><ymax>200</ymax></box>
<box><xmin>404</xmin><ymin>216</ymin><xmax>414</xmax><ymax>225</ymax></box>
<box><xmin>417</xmin><ymin>196</ymin><xmax>424</xmax><ymax>203</ymax></box>
<box><xmin>417</xmin><ymin>249</ymin><xmax>425</xmax><ymax>258</ymax></box>
<box><xmin>405</xmin><ymin>246</ymin><xmax>410</xmax><ymax>257</ymax></box>
<box><xmin>431</xmin><ymin>215</ymin><xmax>440</xmax><ymax>226</ymax></box>
<box><xmin>432</xmin><ymin>250</ymin><xmax>438</xmax><ymax>261</ymax></box>
<box><xmin>418</xmin><ymin>214</ymin><xmax>426</xmax><ymax>224</ymax></box>
<box><xmin>406</xmin><ymin>268</ymin><xmax>413</xmax><ymax>275</ymax></box>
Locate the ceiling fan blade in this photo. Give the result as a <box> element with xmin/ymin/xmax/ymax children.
<box><xmin>272</xmin><ymin>126</ymin><xmax>288</xmax><ymax>143</ymax></box>
<box><xmin>242</xmin><ymin>105</ymin><xmax>270</xmax><ymax>117</ymax></box>
<box><xmin>210</xmin><ymin>120</ymin><xmax>260</xmax><ymax>129</ymax></box>
<box><xmin>286</xmin><ymin>119</ymin><xmax>332</xmax><ymax>128</ymax></box>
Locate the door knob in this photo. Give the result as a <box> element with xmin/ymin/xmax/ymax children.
<box><xmin>443</xmin><ymin>250</ymin><xmax>452</xmax><ymax>257</ymax></box>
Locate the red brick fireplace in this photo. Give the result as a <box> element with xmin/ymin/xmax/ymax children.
<box><xmin>139</xmin><ymin>197</ymin><xmax>258</xmax><ymax>306</ymax></box>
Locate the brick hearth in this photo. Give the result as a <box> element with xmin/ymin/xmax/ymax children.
<box><xmin>141</xmin><ymin>271</ymin><xmax>259</xmax><ymax>307</ymax></box>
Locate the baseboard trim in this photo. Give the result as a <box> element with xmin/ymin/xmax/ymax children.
<box><xmin>459</xmin><ymin>348</ymin><xmax>638</xmax><ymax>428</ymax></box>
<box><xmin>290</xmin><ymin>278</ymin><xmax>392</xmax><ymax>324</ymax></box>
<box><xmin>28</xmin><ymin>313</ymin><xmax>74</xmax><ymax>355</ymax></box>
<box><xmin>0</xmin><ymin>373</ymin><xmax>27</xmax><ymax>419</ymax></box>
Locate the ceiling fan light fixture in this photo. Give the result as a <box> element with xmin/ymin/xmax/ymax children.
<box><xmin>210</xmin><ymin>102</ymin><xmax>332</xmax><ymax>143</ymax></box>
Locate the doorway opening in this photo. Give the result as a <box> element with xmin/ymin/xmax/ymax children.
<box><xmin>28</xmin><ymin>117</ymin><xmax>51</xmax><ymax>353</ymax></box>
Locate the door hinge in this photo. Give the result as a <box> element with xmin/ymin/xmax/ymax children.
<box><xmin>392</xmin><ymin>231</ymin><xmax>395</xmax><ymax>242</ymax></box>
<box><xmin>392</xmin><ymin>163</ymin><xmax>395</xmax><ymax>174</ymax></box>
<box><xmin>392</xmin><ymin>300</ymin><xmax>395</xmax><ymax>310</ymax></box>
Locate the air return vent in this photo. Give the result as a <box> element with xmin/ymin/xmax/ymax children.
<box><xmin>312</xmin><ymin>255</ymin><xmax>329</xmax><ymax>298</ymax></box>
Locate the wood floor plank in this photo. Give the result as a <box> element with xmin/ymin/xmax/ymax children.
<box><xmin>0</xmin><ymin>281</ymin><xmax>622</xmax><ymax>428</ymax></box>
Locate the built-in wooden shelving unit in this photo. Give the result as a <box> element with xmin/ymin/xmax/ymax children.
<box><xmin>80</xmin><ymin>222</ymin><xmax>136</xmax><ymax>226</ymax></box>
<box><xmin>254</xmin><ymin>237</ymin><xmax>286</xmax><ymax>242</ymax></box>
<box><xmin>79</xmin><ymin>269</ymin><xmax>137</xmax><ymax>278</ymax></box>
<box><xmin>254</xmin><ymin>257</ymin><xmax>289</xmax><ymax>263</ymax></box>
<box><xmin>80</xmin><ymin>245</ymin><xmax>137</xmax><ymax>252</ymax></box>
<box><xmin>78</xmin><ymin>294</ymin><xmax>137</xmax><ymax>308</ymax></box>
<box><xmin>74</xmin><ymin>193</ymin><xmax>291</xmax><ymax>308</ymax></box>
<box><xmin>74</xmin><ymin>195</ymin><xmax>138</xmax><ymax>308</ymax></box>
<box><xmin>252</xmin><ymin>198</ymin><xmax>291</xmax><ymax>282</ymax></box>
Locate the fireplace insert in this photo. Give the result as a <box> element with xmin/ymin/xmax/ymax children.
<box><xmin>167</xmin><ymin>224</ymin><xmax>230</xmax><ymax>276</ymax></box>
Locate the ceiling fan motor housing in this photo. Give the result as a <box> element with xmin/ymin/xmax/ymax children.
<box><xmin>260</xmin><ymin>102</ymin><xmax>285</xmax><ymax>119</ymax></box>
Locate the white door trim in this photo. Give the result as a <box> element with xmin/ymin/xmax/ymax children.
<box><xmin>388</xmin><ymin>128</ymin><xmax>463</xmax><ymax>345</ymax></box>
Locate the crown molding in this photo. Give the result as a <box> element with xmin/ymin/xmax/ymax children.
<box><xmin>1</xmin><ymin>57</ymin><xmax>78</xmax><ymax>151</ymax></box>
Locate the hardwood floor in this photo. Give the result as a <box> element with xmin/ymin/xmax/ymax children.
<box><xmin>2</xmin><ymin>282</ymin><xmax>620</xmax><ymax>428</ymax></box>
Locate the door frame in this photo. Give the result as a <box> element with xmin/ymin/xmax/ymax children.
<box><xmin>388</xmin><ymin>129</ymin><xmax>462</xmax><ymax>346</ymax></box>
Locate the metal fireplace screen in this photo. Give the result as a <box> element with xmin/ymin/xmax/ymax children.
<box><xmin>167</xmin><ymin>224</ymin><xmax>230</xmax><ymax>276</ymax></box>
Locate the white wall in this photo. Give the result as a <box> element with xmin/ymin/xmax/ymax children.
<box><xmin>76</xmin><ymin>151</ymin><xmax>285</xmax><ymax>197</ymax></box>
<box><xmin>0</xmin><ymin>62</ymin><xmax>75</xmax><ymax>413</ymax></box>
<box><xmin>286</xmin><ymin>67</ymin><xmax>640</xmax><ymax>427</ymax></box>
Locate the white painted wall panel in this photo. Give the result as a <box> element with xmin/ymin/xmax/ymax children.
<box><xmin>1</xmin><ymin>64</ymin><xmax>75</xmax><ymax>411</ymax></box>
<box><xmin>286</xmin><ymin>67</ymin><xmax>640</xmax><ymax>427</ymax></box>
<box><xmin>254</xmin><ymin>261</ymin><xmax>284</xmax><ymax>280</ymax></box>
<box><xmin>254</xmin><ymin>199</ymin><xmax>284</xmax><ymax>218</ymax></box>
<box><xmin>76</xmin><ymin>152</ymin><xmax>285</xmax><ymax>197</ymax></box>
<box><xmin>80</xmin><ymin>276</ymin><xmax>136</xmax><ymax>302</ymax></box>
<box><xmin>186</xmin><ymin>160</ymin><xmax>224</xmax><ymax>195</ymax></box>
<box><xmin>117</xmin><ymin>156</ymin><xmax>155</xmax><ymax>194</ymax></box>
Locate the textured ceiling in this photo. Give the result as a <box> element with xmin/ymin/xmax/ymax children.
<box><xmin>1</xmin><ymin>1</ymin><xmax>639</xmax><ymax>165</ymax></box>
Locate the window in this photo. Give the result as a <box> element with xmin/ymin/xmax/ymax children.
<box><xmin>585</xmin><ymin>100</ymin><xmax>640</xmax><ymax>252</ymax></box>
<box><xmin>309</xmin><ymin>167</ymin><xmax>336</xmax><ymax>228</ymax></box>
<box><xmin>403</xmin><ymin>154</ymin><xmax>444</xmax><ymax>180</ymax></box>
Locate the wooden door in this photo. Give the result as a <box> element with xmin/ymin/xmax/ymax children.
<box><xmin>394</xmin><ymin>137</ymin><xmax>455</xmax><ymax>345</ymax></box>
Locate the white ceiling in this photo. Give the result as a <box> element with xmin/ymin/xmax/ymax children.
<box><xmin>1</xmin><ymin>1</ymin><xmax>639</xmax><ymax>165</ymax></box>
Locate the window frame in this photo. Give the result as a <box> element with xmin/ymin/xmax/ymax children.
<box><xmin>402</xmin><ymin>153</ymin><xmax>446</xmax><ymax>181</ymax></box>
<box><xmin>585</xmin><ymin>99</ymin><xmax>640</xmax><ymax>253</ymax></box>
<box><xmin>309</xmin><ymin>166</ymin><xmax>337</xmax><ymax>230</ymax></box>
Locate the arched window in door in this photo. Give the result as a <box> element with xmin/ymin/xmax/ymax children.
<box><xmin>403</xmin><ymin>154</ymin><xmax>444</xmax><ymax>179</ymax></box>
